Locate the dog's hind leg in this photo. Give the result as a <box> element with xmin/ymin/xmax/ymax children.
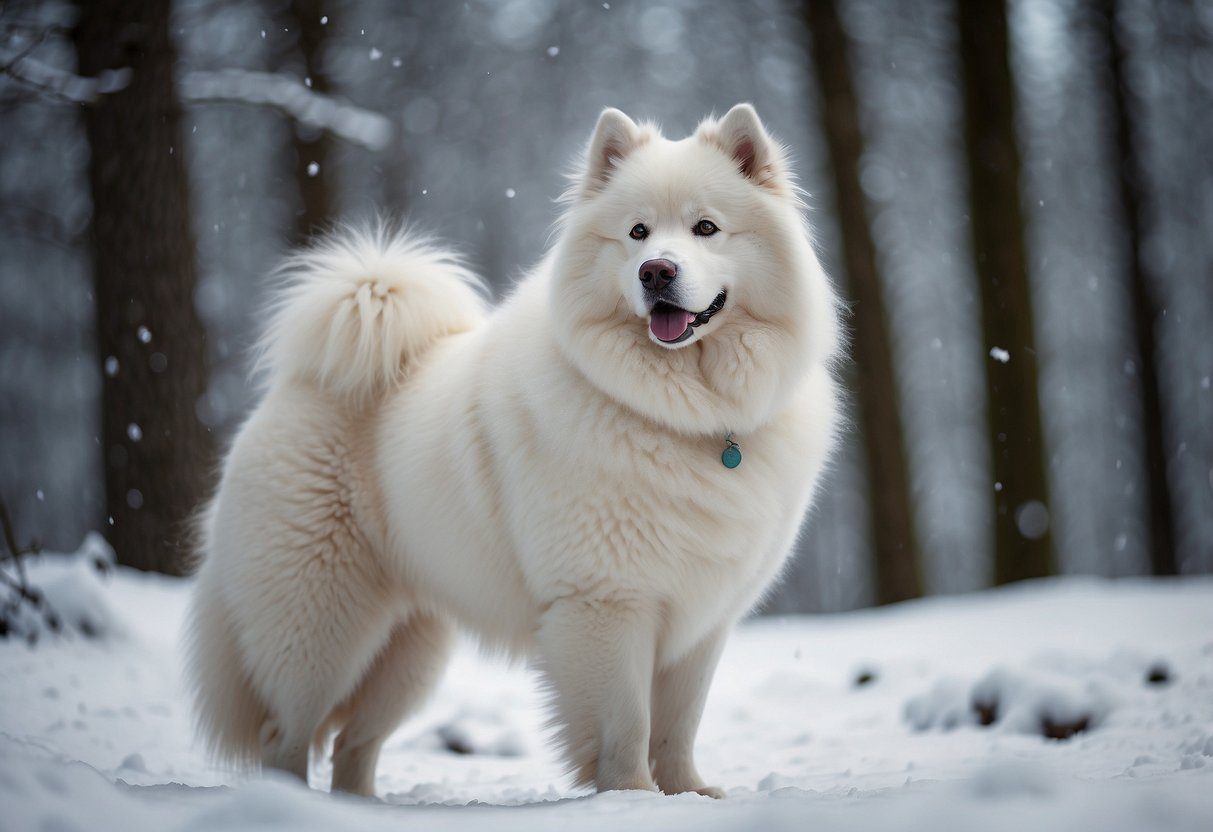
<box><xmin>649</xmin><ymin>626</ymin><xmax>728</xmax><ymax>798</ymax></box>
<box><xmin>245</xmin><ymin>557</ymin><xmax>399</xmax><ymax>785</ymax></box>
<box><xmin>224</xmin><ymin>509</ymin><xmax>401</xmax><ymax>785</ymax></box>
<box><xmin>324</xmin><ymin>612</ymin><xmax>455</xmax><ymax>795</ymax></box>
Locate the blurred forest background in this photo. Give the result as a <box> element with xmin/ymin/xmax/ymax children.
<box><xmin>0</xmin><ymin>0</ymin><xmax>1210</xmax><ymax>613</ymax></box>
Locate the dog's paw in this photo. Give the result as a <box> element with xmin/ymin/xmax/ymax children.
<box><xmin>659</xmin><ymin>781</ymin><xmax>726</xmax><ymax>799</ymax></box>
<box><xmin>597</xmin><ymin>780</ymin><xmax>659</xmax><ymax>794</ymax></box>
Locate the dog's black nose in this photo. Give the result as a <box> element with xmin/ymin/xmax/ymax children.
<box><xmin>639</xmin><ymin>258</ymin><xmax>678</xmax><ymax>290</ymax></box>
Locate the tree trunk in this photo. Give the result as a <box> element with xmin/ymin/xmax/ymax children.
<box><xmin>1091</xmin><ymin>0</ymin><xmax>1177</xmax><ymax>575</ymax></box>
<box><xmin>955</xmin><ymin>0</ymin><xmax>1056</xmax><ymax>583</ymax></box>
<box><xmin>74</xmin><ymin>0</ymin><xmax>212</xmax><ymax>574</ymax></box>
<box><xmin>286</xmin><ymin>0</ymin><xmax>335</xmax><ymax>242</ymax></box>
<box><xmin>804</xmin><ymin>0</ymin><xmax>923</xmax><ymax>604</ymax></box>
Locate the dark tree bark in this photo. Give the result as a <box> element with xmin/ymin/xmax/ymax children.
<box><xmin>1091</xmin><ymin>0</ymin><xmax>1177</xmax><ymax>575</ymax></box>
<box><xmin>74</xmin><ymin>0</ymin><xmax>212</xmax><ymax>574</ymax></box>
<box><xmin>955</xmin><ymin>0</ymin><xmax>1056</xmax><ymax>583</ymax></box>
<box><xmin>286</xmin><ymin>0</ymin><xmax>335</xmax><ymax>242</ymax></box>
<box><xmin>804</xmin><ymin>0</ymin><xmax>923</xmax><ymax>604</ymax></box>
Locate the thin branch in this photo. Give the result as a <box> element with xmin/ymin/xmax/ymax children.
<box><xmin>0</xmin><ymin>203</ymin><xmax>83</xmax><ymax>249</ymax></box>
<box><xmin>0</xmin><ymin>21</ymin><xmax>72</xmax><ymax>38</ymax></box>
<box><xmin>0</xmin><ymin>500</ymin><xmax>39</xmax><ymax>593</ymax></box>
<box><xmin>0</xmin><ymin>25</ymin><xmax>53</xmax><ymax>72</ymax></box>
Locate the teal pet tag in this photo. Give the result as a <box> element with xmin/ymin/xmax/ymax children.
<box><xmin>721</xmin><ymin>435</ymin><xmax>742</xmax><ymax>469</ymax></box>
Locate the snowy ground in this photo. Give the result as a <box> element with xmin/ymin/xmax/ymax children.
<box><xmin>2</xmin><ymin>545</ymin><xmax>1212</xmax><ymax>831</ymax></box>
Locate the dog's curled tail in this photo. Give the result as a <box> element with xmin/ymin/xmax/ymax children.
<box><xmin>256</xmin><ymin>224</ymin><xmax>487</xmax><ymax>403</ymax></box>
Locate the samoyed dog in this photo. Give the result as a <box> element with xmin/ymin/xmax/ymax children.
<box><xmin>186</xmin><ymin>104</ymin><xmax>840</xmax><ymax>798</ymax></box>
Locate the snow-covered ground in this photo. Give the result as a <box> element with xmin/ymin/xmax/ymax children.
<box><xmin>2</xmin><ymin>545</ymin><xmax>1212</xmax><ymax>831</ymax></box>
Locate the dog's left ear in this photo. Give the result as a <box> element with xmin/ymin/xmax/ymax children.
<box><xmin>701</xmin><ymin>104</ymin><xmax>785</xmax><ymax>191</ymax></box>
<box><xmin>582</xmin><ymin>108</ymin><xmax>644</xmax><ymax>194</ymax></box>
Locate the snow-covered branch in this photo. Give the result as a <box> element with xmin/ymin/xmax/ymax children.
<box><xmin>1</xmin><ymin>45</ymin><xmax>394</xmax><ymax>152</ymax></box>
<box><xmin>0</xmin><ymin>44</ymin><xmax>130</xmax><ymax>104</ymax></box>
<box><xmin>179</xmin><ymin>69</ymin><xmax>394</xmax><ymax>151</ymax></box>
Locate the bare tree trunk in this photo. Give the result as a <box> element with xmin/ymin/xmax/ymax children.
<box><xmin>286</xmin><ymin>0</ymin><xmax>335</xmax><ymax>242</ymax></box>
<box><xmin>1091</xmin><ymin>0</ymin><xmax>1177</xmax><ymax>575</ymax></box>
<box><xmin>74</xmin><ymin>0</ymin><xmax>212</xmax><ymax>574</ymax></box>
<box><xmin>804</xmin><ymin>0</ymin><xmax>923</xmax><ymax>604</ymax></box>
<box><xmin>955</xmin><ymin>0</ymin><xmax>1056</xmax><ymax>583</ymax></box>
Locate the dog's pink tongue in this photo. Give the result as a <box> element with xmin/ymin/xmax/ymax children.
<box><xmin>650</xmin><ymin>307</ymin><xmax>696</xmax><ymax>342</ymax></box>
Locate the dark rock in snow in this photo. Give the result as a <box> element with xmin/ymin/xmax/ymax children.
<box><xmin>1145</xmin><ymin>663</ymin><xmax>1172</xmax><ymax>686</ymax></box>
<box><xmin>1041</xmin><ymin>716</ymin><xmax>1090</xmax><ymax>741</ymax></box>
<box><xmin>854</xmin><ymin>669</ymin><xmax>877</xmax><ymax>687</ymax></box>
<box><xmin>973</xmin><ymin>698</ymin><xmax>999</xmax><ymax>726</ymax></box>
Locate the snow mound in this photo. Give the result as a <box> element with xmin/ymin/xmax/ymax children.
<box><xmin>905</xmin><ymin>663</ymin><xmax>1117</xmax><ymax>739</ymax></box>
<box><xmin>423</xmin><ymin>709</ymin><xmax>528</xmax><ymax>757</ymax></box>
<box><xmin>971</xmin><ymin>666</ymin><xmax>1113</xmax><ymax>738</ymax></box>
<box><xmin>3</xmin><ymin>533</ymin><xmax>125</xmax><ymax>643</ymax></box>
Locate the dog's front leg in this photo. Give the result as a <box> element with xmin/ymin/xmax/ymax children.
<box><xmin>650</xmin><ymin>625</ymin><xmax>729</xmax><ymax>798</ymax></box>
<box><xmin>537</xmin><ymin>595</ymin><xmax>658</xmax><ymax>792</ymax></box>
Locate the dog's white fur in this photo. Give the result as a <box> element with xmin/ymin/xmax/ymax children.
<box><xmin>185</xmin><ymin>104</ymin><xmax>841</xmax><ymax>798</ymax></box>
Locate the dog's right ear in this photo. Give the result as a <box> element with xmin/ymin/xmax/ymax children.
<box><xmin>582</xmin><ymin>108</ymin><xmax>643</xmax><ymax>194</ymax></box>
<box><xmin>699</xmin><ymin>103</ymin><xmax>787</xmax><ymax>192</ymax></box>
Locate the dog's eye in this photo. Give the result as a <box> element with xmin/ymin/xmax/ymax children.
<box><xmin>629</xmin><ymin>223</ymin><xmax>649</xmax><ymax>240</ymax></box>
<box><xmin>694</xmin><ymin>219</ymin><xmax>719</xmax><ymax>237</ymax></box>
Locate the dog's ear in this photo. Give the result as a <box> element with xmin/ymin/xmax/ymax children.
<box><xmin>702</xmin><ymin>103</ymin><xmax>785</xmax><ymax>191</ymax></box>
<box><xmin>583</xmin><ymin>108</ymin><xmax>643</xmax><ymax>193</ymax></box>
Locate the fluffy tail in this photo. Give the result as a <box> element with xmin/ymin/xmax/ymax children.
<box><xmin>256</xmin><ymin>224</ymin><xmax>487</xmax><ymax>402</ymax></box>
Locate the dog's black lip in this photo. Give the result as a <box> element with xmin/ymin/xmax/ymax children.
<box><xmin>650</xmin><ymin>290</ymin><xmax>728</xmax><ymax>343</ymax></box>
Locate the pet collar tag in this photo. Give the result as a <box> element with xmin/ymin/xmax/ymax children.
<box><xmin>721</xmin><ymin>434</ymin><xmax>742</xmax><ymax>469</ymax></box>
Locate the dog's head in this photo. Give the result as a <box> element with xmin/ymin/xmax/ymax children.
<box><xmin>549</xmin><ymin>104</ymin><xmax>839</xmax><ymax>433</ymax></box>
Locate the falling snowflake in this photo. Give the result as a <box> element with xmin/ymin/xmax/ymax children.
<box><xmin>307</xmin><ymin>161</ymin><xmax>320</xmax><ymax>177</ymax></box>
<box><xmin>137</xmin><ymin>326</ymin><xmax>151</xmax><ymax>344</ymax></box>
<box><xmin>988</xmin><ymin>346</ymin><xmax>1009</xmax><ymax>363</ymax></box>
<box><xmin>105</xmin><ymin>356</ymin><xmax>119</xmax><ymax>377</ymax></box>
<box><xmin>547</xmin><ymin>46</ymin><xmax>560</xmax><ymax>57</ymax></box>
<box><xmin>1015</xmin><ymin>501</ymin><xmax>1050</xmax><ymax>540</ymax></box>
<box><xmin>505</xmin><ymin>188</ymin><xmax>516</xmax><ymax>199</ymax></box>
<box><xmin>369</xmin><ymin>47</ymin><xmax>382</xmax><ymax>61</ymax></box>
<box><xmin>127</xmin><ymin>423</ymin><xmax>143</xmax><ymax>442</ymax></box>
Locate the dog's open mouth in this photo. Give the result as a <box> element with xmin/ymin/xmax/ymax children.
<box><xmin>648</xmin><ymin>290</ymin><xmax>728</xmax><ymax>344</ymax></box>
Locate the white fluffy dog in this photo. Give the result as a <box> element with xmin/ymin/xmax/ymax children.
<box><xmin>186</xmin><ymin>104</ymin><xmax>841</xmax><ymax>798</ymax></box>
